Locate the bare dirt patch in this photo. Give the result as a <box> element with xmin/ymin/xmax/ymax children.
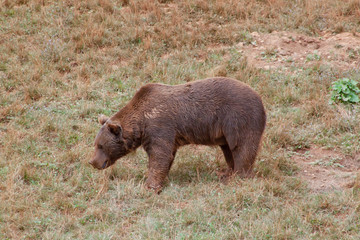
<box><xmin>239</xmin><ymin>31</ymin><xmax>360</xmax><ymax>71</ymax></box>
<box><xmin>292</xmin><ymin>147</ymin><xmax>360</xmax><ymax>191</ymax></box>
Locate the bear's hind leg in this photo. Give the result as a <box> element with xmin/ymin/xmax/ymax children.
<box><xmin>220</xmin><ymin>144</ymin><xmax>234</xmax><ymax>170</ymax></box>
<box><xmin>231</xmin><ymin>134</ymin><xmax>261</xmax><ymax>178</ymax></box>
<box><xmin>217</xmin><ymin>144</ymin><xmax>235</xmax><ymax>181</ymax></box>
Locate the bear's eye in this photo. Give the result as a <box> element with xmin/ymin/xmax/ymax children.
<box><xmin>98</xmin><ymin>144</ymin><xmax>103</xmax><ymax>150</ymax></box>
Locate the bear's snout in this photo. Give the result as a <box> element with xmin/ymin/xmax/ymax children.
<box><xmin>89</xmin><ymin>158</ymin><xmax>108</xmax><ymax>170</ymax></box>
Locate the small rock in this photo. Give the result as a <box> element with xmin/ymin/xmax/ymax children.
<box><xmin>237</xmin><ymin>42</ymin><xmax>244</xmax><ymax>47</ymax></box>
<box><xmin>282</xmin><ymin>37</ymin><xmax>291</xmax><ymax>44</ymax></box>
<box><xmin>251</xmin><ymin>32</ymin><xmax>260</xmax><ymax>38</ymax></box>
<box><xmin>279</xmin><ymin>49</ymin><xmax>288</xmax><ymax>56</ymax></box>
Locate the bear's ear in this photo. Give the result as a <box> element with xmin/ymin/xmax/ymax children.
<box><xmin>98</xmin><ymin>115</ymin><xmax>109</xmax><ymax>125</ymax></box>
<box><xmin>107</xmin><ymin>122</ymin><xmax>122</xmax><ymax>136</ymax></box>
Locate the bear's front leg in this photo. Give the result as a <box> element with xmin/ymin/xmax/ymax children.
<box><xmin>144</xmin><ymin>141</ymin><xmax>176</xmax><ymax>194</ymax></box>
<box><xmin>146</xmin><ymin>168</ymin><xmax>169</xmax><ymax>194</ymax></box>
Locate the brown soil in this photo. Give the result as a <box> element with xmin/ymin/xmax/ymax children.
<box><xmin>292</xmin><ymin>148</ymin><xmax>360</xmax><ymax>191</ymax></box>
<box><xmin>239</xmin><ymin>31</ymin><xmax>360</xmax><ymax>71</ymax></box>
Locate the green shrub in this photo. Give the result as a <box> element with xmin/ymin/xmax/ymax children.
<box><xmin>330</xmin><ymin>78</ymin><xmax>360</xmax><ymax>105</ymax></box>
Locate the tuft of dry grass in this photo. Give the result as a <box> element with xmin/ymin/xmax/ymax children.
<box><xmin>1</xmin><ymin>0</ymin><xmax>360</xmax><ymax>239</ymax></box>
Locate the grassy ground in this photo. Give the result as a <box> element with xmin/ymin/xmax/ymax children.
<box><xmin>1</xmin><ymin>0</ymin><xmax>360</xmax><ymax>239</ymax></box>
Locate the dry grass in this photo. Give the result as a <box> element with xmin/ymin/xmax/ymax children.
<box><xmin>1</xmin><ymin>0</ymin><xmax>360</xmax><ymax>239</ymax></box>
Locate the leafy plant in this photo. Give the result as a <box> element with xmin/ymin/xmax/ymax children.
<box><xmin>330</xmin><ymin>78</ymin><xmax>360</xmax><ymax>105</ymax></box>
<box><xmin>305</xmin><ymin>51</ymin><xmax>321</xmax><ymax>62</ymax></box>
<box><xmin>260</xmin><ymin>48</ymin><xmax>278</xmax><ymax>61</ymax></box>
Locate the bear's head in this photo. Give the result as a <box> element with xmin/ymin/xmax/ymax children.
<box><xmin>89</xmin><ymin>115</ymin><xmax>131</xmax><ymax>170</ymax></box>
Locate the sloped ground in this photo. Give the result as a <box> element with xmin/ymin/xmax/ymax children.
<box><xmin>1</xmin><ymin>1</ymin><xmax>360</xmax><ymax>238</ymax></box>
<box><xmin>240</xmin><ymin>31</ymin><xmax>360</xmax><ymax>71</ymax></box>
<box><xmin>292</xmin><ymin>148</ymin><xmax>360</xmax><ymax>191</ymax></box>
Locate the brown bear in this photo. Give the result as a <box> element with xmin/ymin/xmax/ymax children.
<box><xmin>89</xmin><ymin>77</ymin><xmax>266</xmax><ymax>193</ymax></box>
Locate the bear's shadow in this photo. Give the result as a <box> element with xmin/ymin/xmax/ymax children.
<box><xmin>168</xmin><ymin>157</ymin><xmax>227</xmax><ymax>186</ymax></box>
<box><xmin>109</xmin><ymin>147</ymin><xmax>227</xmax><ymax>186</ymax></box>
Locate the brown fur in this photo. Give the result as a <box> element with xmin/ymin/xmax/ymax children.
<box><xmin>89</xmin><ymin>77</ymin><xmax>266</xmax><ymax>192</ymax></box>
